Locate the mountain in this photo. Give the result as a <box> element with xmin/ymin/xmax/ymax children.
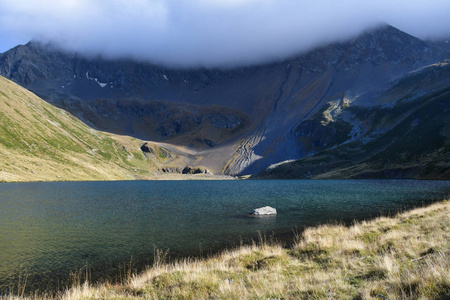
<box><xmin>1</xmin><ymin>24</ymin><xmax>449</xmax><ymax>178</ymax></box>
<box><xmin>0</xmin><ymin>75</ymin><xmax>195</xmax><ymax>182</ymax></box>
<box><xmin>432</xmin><ymin>38</ymin><xmax>450</xmax><ymax>51</ymax></box>
<box><xmin>258</xmin><ymin>76</ymin><xmax>450</xmax><ymax>179</ymax></box>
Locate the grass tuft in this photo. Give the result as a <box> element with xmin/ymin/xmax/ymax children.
<box><xmin>2</xmin><ymin>200</ymin><xmax>449</xmax><ymax>299</ymax></box>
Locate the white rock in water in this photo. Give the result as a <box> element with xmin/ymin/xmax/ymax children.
<box><xmin>252</xmin><ymin>206</ymin><xmax>277</xmax><ymax>215</ymax></box>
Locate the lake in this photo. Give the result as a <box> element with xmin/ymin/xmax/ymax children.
<box><xmin>0</xmin><ymin>179</ymin><xmax>449</xmax><ymax>294</ymax></box>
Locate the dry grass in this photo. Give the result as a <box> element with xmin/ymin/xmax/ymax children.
<box><xmin>3</xmin><ymin>200</ymin><xmax>449</xmax><ymax>299</ymax></box>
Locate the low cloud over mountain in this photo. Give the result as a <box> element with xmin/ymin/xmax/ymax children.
<box><xmin>1</xmin><ymin>0</ymin><xmax>450</xmax><ymax>67</ymax></box>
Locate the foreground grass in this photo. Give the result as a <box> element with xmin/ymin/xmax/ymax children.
<box><xmin>5</xmin><ymin>200</ymin><xmax>449</xmax><ymax>299</ymax></box>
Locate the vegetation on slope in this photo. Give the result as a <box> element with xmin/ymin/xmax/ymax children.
<box><xmin>0</xmin><ymin>76</ymin><xmax>181</xmax><ymax>182</ymax></box>
<box><xmin>5</xmin><ymin>200</ymin><xmax>448</xmax><ymax>299</ymax></box>
<box><xmin>259</xmin><ymin>86</ymin><xmax>450</xmax><ymax>180</ymax></box>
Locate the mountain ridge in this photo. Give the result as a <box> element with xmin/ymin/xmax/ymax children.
<box><xmin>0</xmin><ymin>75</ymin><xmax>210</xmax><ymax>182</ymax></box>
<box><xmin>1</xmin><ymin>24</ymin><xmax>449</xmax><ymax>178</ymax></box>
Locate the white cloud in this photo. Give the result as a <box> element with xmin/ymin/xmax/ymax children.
<box><xmin>0</xmin><ymin>0</ymin><xmax>449</xmax><ymax>67</ymax></box>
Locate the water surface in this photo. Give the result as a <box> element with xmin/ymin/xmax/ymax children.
<box><xmin>0</xmin><ymin>179</ymin><xmax>449</xmax><ymax>293</ymax></box>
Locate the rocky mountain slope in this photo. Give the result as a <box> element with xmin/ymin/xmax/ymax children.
<box><xmin>258</xmin><ymin>75</ymin><xmax>450</xmax><ymax>179</ymax></box>
<box><xmin>1</xmin><ymin>24</ymin><xmax>449</xmax><ymax>178</ymax></box>
<box><xmin>0</xmin><ymin>76</ymin><xmax>194</xmax><ymax>182</ymax></box>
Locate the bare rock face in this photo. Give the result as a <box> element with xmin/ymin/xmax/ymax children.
<box><xmin>182</xmin><ymin>166</ymin><xmax>211</xmax><ymax>174</ymax></box>
<box><xmin>1</xmin><ymin>25</ymin><xmax>448</xmax><ymax>178</ymax></box>
<box><xmin>140</xmin><ymin>142</ymin><xmax>153</xmax><ymax>153</ymax></box>
<box><xmin>251</xmin><ymin>206</ymin><xmax>277</xmax><ymax>215</ymax></box>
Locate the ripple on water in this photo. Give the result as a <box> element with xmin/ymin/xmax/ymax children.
<box><xmin>0</xmin><ymin>179</ymin><xmax>449</xmax><ymax>293</ymax></box>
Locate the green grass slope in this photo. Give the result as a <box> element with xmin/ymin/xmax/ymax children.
<box><xmin>0</xmin><ymin>76</ymin><xmax>176</xmax><ymax>182</ymax></box>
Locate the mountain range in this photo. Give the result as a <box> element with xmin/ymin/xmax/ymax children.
<box><xmin>0</xmin><ymin>24</ymin><xmax>449</xmax><ymax>180</ymax></box>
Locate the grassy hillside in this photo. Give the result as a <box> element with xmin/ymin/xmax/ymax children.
<box><xmin>0</xmin><ymin>76</ymin><xmax>183</xmax><ymax>182</ymax></box>
<box><xmin>6</xmin><ymin>200</ymin><xmax>448</xmax><ymax>299</ymax></box>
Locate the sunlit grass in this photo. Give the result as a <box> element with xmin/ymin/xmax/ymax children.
<box><xmin>0</xmin><ymin>75</ymin><xmax>185</xmax><ymax>182</ymax></box>
<box><xmin>2</xmin><ymin>200</ymin><xmax>448</xmax><ymax>299</ymax></box>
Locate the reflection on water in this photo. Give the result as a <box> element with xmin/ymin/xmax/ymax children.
<box><xmin>0</xmin><ymin>179</ymin><xmax>449</xmax><ymax>293</ymax></box>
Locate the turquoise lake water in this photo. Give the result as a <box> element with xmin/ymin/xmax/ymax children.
<box><xmin>0</xmin><ymin>179</ymin><xmax>449</xmax><ymax>293</ymax></box>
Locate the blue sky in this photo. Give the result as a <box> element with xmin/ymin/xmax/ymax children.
<box><xmin>0</xmin><ymin>30</ymin><xmax>27</xmax><ymax>52</ymax></box>
<box><xmin>1</xmin><ymin>0</ymin><xmax>449</xmax><ymax>67</ymax></box>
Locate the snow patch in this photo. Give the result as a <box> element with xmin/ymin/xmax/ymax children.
<box><xmin>267</xmin><ymin>160</ymin><xmax>296</xmax><ymax>170</ymax></box>
<box><xmin>163</xmin><ymin>75</ymin><xmax>169</xmax><ymax>80</ymax></box>
<box><xmin>86</xmin><ymin>70</ymin><xmax>108</xmax><ymax>87</ymax></box>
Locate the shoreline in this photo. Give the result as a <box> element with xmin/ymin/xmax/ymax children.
<box><xmin>2</xmin><ymin>199</ymin><xmax>449</xmax><ymax>299</ymax></box>
<box><xmin>2</xmin><ymin>176</ymin><xmax>449</xmax><ymax>183</ymax></box>
<box><xmin>0</xmin><ymin>173</ymin><xmax>241</xmax><ymax>183</ymax></box>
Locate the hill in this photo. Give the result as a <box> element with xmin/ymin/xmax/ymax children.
<box><xmin>0</xmin><ymin>76</ymin><xmax>191</xmax><ymax>182</ymax></box>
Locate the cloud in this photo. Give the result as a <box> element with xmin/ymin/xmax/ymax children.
<box><xmin>0</xmin><ymin>0</ymin><xmax>449</xmax><ymax>68</ymax></box>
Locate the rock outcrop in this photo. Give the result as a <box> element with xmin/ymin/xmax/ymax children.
<box><xmin>182</xmin><ymin>166</ymin><xmax>211</xmax><ymax>175</ymax></box>
<box><xmin>1</xmin><ymin>24</ymin><xmax>449</xmax><ymax>179</ymax></box>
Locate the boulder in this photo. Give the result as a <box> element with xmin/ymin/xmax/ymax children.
<box><xmin>182</xmin><ymin>166</ymin><xmax>212</xmax><ymax>174</ymax></box>
<box><xmin>140</xmin><ymin>142</ymin><xmax>153</xmax><ymax>153</ymax></box>
<box><xmin>251</xmin><ymin>206</ymin><xmax>277</xmax><ymax>215</ymax></box>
